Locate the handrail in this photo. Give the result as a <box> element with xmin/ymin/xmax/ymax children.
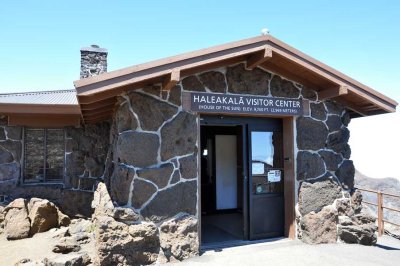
<box><xmin>362</xmin><ymin>200</ymin><xmax>378</xmax><ymax>207</ymax></box>
<box><xmin>357</xmin><ymin>187</ymin><xmax>378</xmax><ymax>194</ymax></box>
<box><xmin>381</xmin><ymin>191</ymin><xmax>400</xmax><ymax>198</ymax></box>
<box><xmin>383</xmin><ymin>219</ymin><xmax>400</xmax><ymax>227</ymax></box>
<box><xmin>382</xmin><ymin>205</ymin><xmax>400</xmax><ymax>213</ymax></box>
<box><xmin>355</xmin><ymin>187</ymin><xmax>400</xmax><ymax>237</ymax></box>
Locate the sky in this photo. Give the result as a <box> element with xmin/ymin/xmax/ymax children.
<box><xmin>0</xmin><ymin>0</ymin><xmax>399</xmax><ymax>179</ymax></box>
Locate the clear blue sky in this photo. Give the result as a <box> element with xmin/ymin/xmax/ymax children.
<box><xmin>0</xmin><ymin>0</ymin><xmax>399</xmax><ymax>101</ymax></box>
<box><xmin>0</xmin><ymin>0</ymin><xmax>399</xmax><ymax>179</ymax></box>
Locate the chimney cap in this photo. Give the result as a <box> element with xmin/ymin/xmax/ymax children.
<box><xmin>80</xmin><ymin>45</ymin><xmax>108</xmax><ymax>53</ymax></box>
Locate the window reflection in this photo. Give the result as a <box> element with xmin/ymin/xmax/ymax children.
<box><xmin>24</xmin><ymin>128</ymin><xmax>64</xmax><ymax>183</ymax></box>
<box><xmin>251</xmin><ymin>132</ymin><xmax>274</xmax><ymax>168</ymax></box>
<box><xmin>251</xmin><ymin>131</ymin><xmax>283</xmax><ymax>194</ymax></box>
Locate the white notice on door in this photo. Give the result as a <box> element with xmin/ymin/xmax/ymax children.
<box><xmin>267</xmin><ymin>170</ymin><xmax>281</xmax><ymax>182</ymax></box>
<box><xmin>252</xmin><ymin>163</ymin><xmax>264</xmax><ymax>175</ymax></box>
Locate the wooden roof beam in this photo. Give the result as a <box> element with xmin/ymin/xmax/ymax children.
<box><xmin>84</xmin><ymin>113</ymin><xmax>112</xmax><ymax>123</ymax></box>
<box><xmin>0</xmin><ymin>103</ymin><xmax>80</xmax><ymax>115</ymax></box>
<box><xmin>8</xmin><ymin>114</ymin><xmax>81</xmax><ymax>127</ymax></box>
<box><xmin>246</xmin><ymin>45</ymin><xmax>273</xmax><ymax>70</ymax></box>
<box><xmin>162</xmin><ymin>69</ymin><xmax>180</xmax><ymax>91</ymax></box>
<box><xmin>261</xmin><ymin>61</ymin><xmax>325</xmax><ymax>91</ymax></box>
<box><xmin>80</xmin><ymin>98</ymin><xmax>116</xmax><ymax>111</ymax></box>
<box><xmin>318</xmin><ymin>85</ymin><xmax>349</xmax><ymax>101</ymax></box>
<box><xmin>336</xmin><ymin>98</ymin><xmax>368</xmax><ymax>117</ymax></box>
<box><xmin>84</xmin><ymin>110</ymin><xmax>111</xmax><ymax>118</ymax></box>
<box><xmin>82</xmin><ymin>107</ymin><xmax>114</xmax><ymax>117</ymax></box>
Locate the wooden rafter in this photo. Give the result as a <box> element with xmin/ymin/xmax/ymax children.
<box><xmin>318</xmin><ymin>85</ymin><xmax>349</xmax><ymax>101</ymax></box>
<box><xmin>80</xmin><ymin>98</ymin><xmax>116</xmax><ymax>111</ymax></box>
<box><xmin>84</xmin><ymin>112</ymin><xmax>112</xmax><ymax>121</ymax></box>
<box><xmin>336</xmin><ymin>98</ymin><xmax>368</xmax><ymax>117</ymax></box>
<box><xmin>261</xmin><ymin>61</ymin><xmax>325</xmax><ymax>90</ymax></box>
<box><xmin>85</xmin><ymin>114</ymin><xmax>112</xmax><ymax>123</ymax></box>
<box><xmin>246</xmin><ymin>45</ymin><xmax>272</xmax><ymax>70</ymax></box>
<box><xmin>162</xmin><ymin>69</ymin><xmax>180</xmax><ymax>91</ymax></box>
<box><xmin>83</xmin><ymin>107</ymin><xmax>114</xmax><ymax>117</ymax></box>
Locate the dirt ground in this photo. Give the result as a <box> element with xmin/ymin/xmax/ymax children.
<box><xmin>1</xmin><ymin>230</ymin><xmax>399</xmax><ymax>266</ymax></box>
<box><xmin>0</xmin><ymin>228</ymin><xmax>95</xmax><ymax>266</ymax></box>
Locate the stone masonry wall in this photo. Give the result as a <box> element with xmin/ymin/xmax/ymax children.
<box><xmin>108</xmin><ymin>63</ymin><xmax>368</xmax><ymax>250</ymax></box>
<box><xmin>107</xmin><ymin>80</ymin><xmax>200</xmax><ymax>263</ymax></box>
<box><xmin>295</xmin><ymin>96</ymin><xmax>375</xmax><ymax>245</ymax></box>
<box><xmin>65</xmin><ymin>122</ymin><xmax>111</xmax><ymax>191</ymax></box>
<box><xmin>0</xmin><ymin>116</ymin><xmax>23</xmax><ymax>197</ymax></box>
<box><xmin>107</xmin><ymin>62</ymin><xmax>361</xmax><ymax>263</ymax></box>
<box><xmin>110</xmin><ymin>87</ymin><xmax>199</xmax><ymax>222</ymax></box>
<box><xmin>295</xmin><ymin>90</ymin><xmax>362</xmax><ymax>244</ymax></box>
<box><xmin>0</xmin><ymin>117</ymin><xmax>111</xmax><ymax>217</ymax></box>
<box><xmin>80</xmin><ymin>46</ymin><xmax>108</xmax><ymax>79</ymax></box>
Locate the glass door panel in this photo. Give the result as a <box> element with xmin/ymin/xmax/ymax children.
<box><xmin>248</xmin><ymin>124</ymin><xmax>284</xmax><ymax>240</ymax></box>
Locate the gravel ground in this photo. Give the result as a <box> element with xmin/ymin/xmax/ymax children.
<box><xmin>178</xmin><ymin>236</ymin><xmax>400</xmax><ymax>266</ymax></box>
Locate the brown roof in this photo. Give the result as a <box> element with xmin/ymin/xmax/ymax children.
<box><xmin>0</xmin><ymin>90</ymin><xmax>81</xmax><ymax>127</ymax></box>
<box><xmin>73</xmin><ymin>34</ymin><xmax>397</xmax><ymax>123</ymax></box>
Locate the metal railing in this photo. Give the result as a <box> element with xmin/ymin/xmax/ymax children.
<box><xmin>356</xmin><ymin>187</ymin><xmax>400</xmax><ymax>236</ymax></box>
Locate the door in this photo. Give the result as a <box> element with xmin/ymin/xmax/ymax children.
<box><xmin>248</xmin><ymin>123</ymin><xmax>284</xmax><ymax>240</ymax></box>
<box><xmin>200</xmin><ymin>115</ymin><xmax>285</xmax><ymax>242</ymax></box>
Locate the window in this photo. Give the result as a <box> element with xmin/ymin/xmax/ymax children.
<box><xmin>24</xmin><ymin>128</ymin><xmax>64</xmax><ymax>183</ymax></box>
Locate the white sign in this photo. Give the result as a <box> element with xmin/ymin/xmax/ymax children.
<box><xmin>252</xmin><ymin>163</ymin><xmax>264</xmax><ymax>175</ymax></box>
<box><xmin>267</xmin><ymin>170</ymin><xmax>281</xmax><ymax>183</ymax></box>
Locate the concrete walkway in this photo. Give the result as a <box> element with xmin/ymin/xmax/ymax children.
<box><xmin>178</xmin><ymin>236</ymin><xmax>400</xmax><ymax>266</ymax></box>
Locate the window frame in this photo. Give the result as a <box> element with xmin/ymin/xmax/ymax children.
<box><xmin>22</xmin><ymin>127</ymin><xmax>66</xmax><ymax>184</ymax></box>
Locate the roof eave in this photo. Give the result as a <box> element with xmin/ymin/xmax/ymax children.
<box><xmin>72</xmin><ymin>35</ymin><xmax>397</xmax><ymax>123</ymax></box>
<box><xmin>0</xmin><ymin>103</ymin><xmax>81</xmax><ymax>115</ymax></box>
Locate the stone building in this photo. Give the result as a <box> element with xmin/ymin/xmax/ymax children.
<box><xmin>0</xmin><ymin>35</ymin><xmax>397</xmax><ymax>262</ymax></box>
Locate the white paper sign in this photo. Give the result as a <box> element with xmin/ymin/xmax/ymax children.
<box><xmin>252</xmin><ymin>163</ymin><xmax>264</xmax><ymax>175</ymax></box>
<box><xmin>267</xmin><ymin>170</ymin><xmax>281</xmax><ymax>182</ymax></box>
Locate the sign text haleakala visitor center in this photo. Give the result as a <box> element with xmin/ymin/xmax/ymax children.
<box><xmin>183</xmin><ymin>92</ymin><xmax>303</xmax><ymax>116</ymax></box>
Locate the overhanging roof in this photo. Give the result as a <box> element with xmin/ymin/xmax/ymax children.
<box><xmin>0</xmin><ymin>90</ymin><xmax>81</xmax><ymax>127</ymax></box>
<box><xmin>74</xmin><ymin>34</ymin><xmax>398</xmax><ymax>123</ymax></box>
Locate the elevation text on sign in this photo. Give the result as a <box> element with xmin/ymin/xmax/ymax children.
<box><xmin>183</xmin><ymin>92</ymin><xmax>303</xmax><ymax>116</ymax></box>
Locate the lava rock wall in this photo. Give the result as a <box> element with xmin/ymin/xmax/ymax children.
<box><xmin>0</xmin><ymin>117</ymin><xmax>111</xmax><ymax>217</ymax></box>
<box><xmin>109</xmin><ymin>62</ymin><xmax>358</xmax><ymax>253</ymax></box>
<box><xmin>110</xmin><ymin>89</ymin><xmax>198</xmax><ymax>223</ymax></box>
<box><xmin>0</xmin><ymin>118</ymin><xmax>23</xmax><ymax>197</ymax></box>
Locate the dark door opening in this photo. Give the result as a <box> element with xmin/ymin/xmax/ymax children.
<box><xmin>200</xmin><ymin>116</ymin><xmax>284</xmax><ymax>247</ymax></box>
<box><xmin>200</xmin><ymin>125</ymin><xmax>245</xmax><ymax>246</ymax></box>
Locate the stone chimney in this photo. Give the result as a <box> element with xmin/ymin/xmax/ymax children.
<box><xmin>80</xmin><ymin>44</ymin><xmax>108</xmax><ymax>79</ymax></box>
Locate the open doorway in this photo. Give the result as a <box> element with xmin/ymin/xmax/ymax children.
<box><xmin>200</xmin><ymin>125</ymin><xmax>245</xmax><ymax>246</ymax></box>
<box><xmin>200</xmin><ymin>115</ymin><xmax>287</xmax><ymax>248</ymax></box>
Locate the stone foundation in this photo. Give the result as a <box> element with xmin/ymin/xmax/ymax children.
<box><xmin>92</xmin><ymin>183</ymin><xmax>198</xmax><ymax>265</ymax></box>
